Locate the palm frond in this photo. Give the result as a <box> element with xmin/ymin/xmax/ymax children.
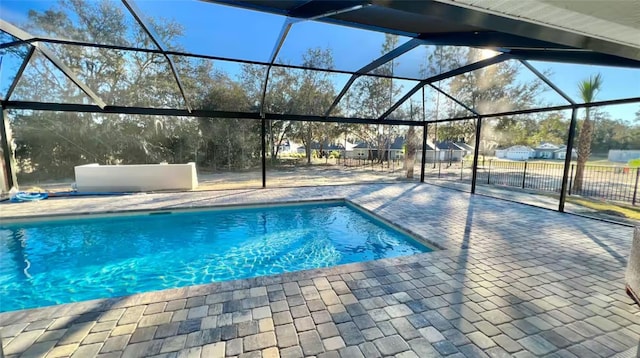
<box><xmin>578</xmin><ymin>73</ymin><xmax>603</xmax><ymax>103</ymax></box>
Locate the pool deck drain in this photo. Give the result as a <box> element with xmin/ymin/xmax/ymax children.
<box><xmin>1</xmin><ymin>183</ymin><xmax>638</xmax><ymax>357</ymax></box>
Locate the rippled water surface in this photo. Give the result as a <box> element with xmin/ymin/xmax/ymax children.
<box><xmin>0</xmin><ymin>203</ymin><xmax>430</xmax><ymax>312</ymax></box>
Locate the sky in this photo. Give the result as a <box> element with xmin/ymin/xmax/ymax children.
<box><xmin>1</xmin><ymin>0</ymin><xmax>639</xmax><ymax>121</ymax></box>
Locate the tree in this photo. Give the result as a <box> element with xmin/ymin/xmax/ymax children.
<box><xmin>288</xmin><ymin>49</ymin><xmax>340</xmax><ymax>164</ymax></box>
<box><xmin>9</xmin><ymin>0</ymin><xmax>260</xmax><ymax>182</ymax></box>
<box><xmin>403</xmin><ymin>100</ymin><xmax>422</xmax><ymax>178</ymax></box>
<box><xmin>425</xmin><ymin>48</ymin><xmax>548</xmax><ymax>146</ymax></box>
<box><xmin>529</xmin><ymin>113</ymin><xmax>567</xmax><ymax>146</ymax></box>
<box><xmin>436</xmin><ymin>120</ymin><xmax>477</xmax><ymax>142</ymax></box>
<box><xmin>413</xmin><ymin>47</ymin><xmax>558</xmax><ymax>169</ymax></box>
<box><xmin>350</xmin><ymin>34</ymin><xmax>404</xmax><ymax>163</ymax></box>
<box><xmin>238</xmin><ymin>63</ymin><xmax>291</xmax><ymax>163</ymax></box>
<box><xmin>449</xmin><ymin>61</ymin><xmax>544</xmax><ymax>142</ymax></box>
<box><xmin>196</xmin><ymin>68</ymin><xmax>259</xmax><ymax>171</ymax></box>
<box><xmin>252</xmin><ymin>48</ymin><xmax>339</xmax><ymax>164</ymax></box>
<box><xmin>573</xmin><ymin>74</ymin><xmax>603</xmax><ymax>192</ymax></box>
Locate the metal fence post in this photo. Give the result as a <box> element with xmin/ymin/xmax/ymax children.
<box><xmin>487</xmin><ymin>159</ymin><xmax>492</xmax><ymax>184</ymax></box>
<box><xmin>261</xmin><ymin>117</ymin><xmax>266</xmax><ymax>188</ymax></box>
<box><xmin>460</xmin><ymin>160</ymin><xmax>464</xmax><ymax>181</ymax></box>
<box><xmin>438</xmin><ymin>160</ymin><xmax>441</xmax><ymax>178</ymax></box>
<box><xmin>420</xmin><ymin>122</ymin><xmax>427</xmax><ymax>183</ymax></box>
<box><xmin>522</xmin><ymin>161</ymin><xmax>528</xmax><ymax>189</ymax></box>
<box><xmin>633</xmin><ymin>167</ymin><xmax>639</xmax><ymax>206</ymax></box>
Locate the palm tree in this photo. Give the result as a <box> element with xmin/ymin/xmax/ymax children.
<box><xmin>573</xmin><ymin>74</ymin><xmax>603</xmax><ymax>192</ymax></box>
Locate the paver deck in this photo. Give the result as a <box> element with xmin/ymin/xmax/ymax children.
<box><xmin>1</xmin><ymin>183</ymin><xmax>638</xmax><ymax>357</ymax></box>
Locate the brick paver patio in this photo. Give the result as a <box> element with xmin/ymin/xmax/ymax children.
<box><xmin>1</xmin><ymin>183</ymin><xmax>638</xmax><ymax>357</ymax></box>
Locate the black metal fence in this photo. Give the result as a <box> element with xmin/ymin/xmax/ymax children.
<box><xmin>423</xmin><ymin>160</ymin><xmax>474</xmax><ymax>181</ymax></box>
<box><xmin>280</xmin><ymin>155</ymin><xmax>639</xmax><ymax>205</ymax></box>
<box><xmin>474</xmin><ymin>160</ymin><xmax>639</xmax><ymax>206</ymax></box>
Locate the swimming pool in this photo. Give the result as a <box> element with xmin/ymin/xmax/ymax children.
<box><xmin>0</xmin><ymin>201</ymin><xmax>431</xmax><ymax>312</ymax></box>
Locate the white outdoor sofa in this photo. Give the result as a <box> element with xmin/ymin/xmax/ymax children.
<box><xmin>74</xmin><ymin>163</ymin><xmax>198</xmax><ymax>192</ymax></box>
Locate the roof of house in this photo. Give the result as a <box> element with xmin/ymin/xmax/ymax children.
<box><xmin>353</xmin><ymin>137</ymin><xmax>452</xmax><ymax>150</ymax></box>
<box><xmin>456</xmin><ymin>142</ymin><xmax>474</xmax><ymax>151</ymax></box>
<box><xmin>435</xmin><ymin>141</ymin><xmax>463</xmax><ymax>150</ymax></box>
<box><xmin>499</xmin><ymin>145</ymin><xmax>535</xmax><ymax>152</ymax></box>
<box><xmin>353</xmin><ymin>137</ymin><xmax>403</xmax><ymax>150</ymax></box>
<box><xmin>308</xmin><ymin>142</ymin><xmax>344</xmax><ymax>150</ymax></box>
<box><xmin>554</xmin><ymin>146</ymin><xmax>576</xmax><ymax>153</ymax></box>
<box><xmin>535</xmin><ymin>142</ymin><xmax>561</xmax><ymax>150</ymax></box>
<box><xmin>390</xmin><ymin>137</ymin><xmax>405</xmax><ymax>150</ymax></box>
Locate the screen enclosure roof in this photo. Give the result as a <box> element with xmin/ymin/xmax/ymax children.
<box><xmin>0</xmin><ymin>0</ymin><xmax>638</xmax><ymax>122</ymax></box>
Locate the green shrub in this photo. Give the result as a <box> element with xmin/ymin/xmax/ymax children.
<box><xmin>329</xmin><ymin>150</ymin><xmax>341</xmax><ymax>159</ymax></box>
<box><xmin>279</xmin><ymin>152</ymin><xmax>306</xmax><ymax>159</ymax></box>
<box><xmin>628</xmin><ymin>158</ymin><xmax>640</xmax><ymax>168</ymax></box>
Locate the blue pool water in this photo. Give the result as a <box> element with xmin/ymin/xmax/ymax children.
<box><xmin>0</xmin><ymin>202</ymin><xmax>430</xmax><ymax>312</ymax></box>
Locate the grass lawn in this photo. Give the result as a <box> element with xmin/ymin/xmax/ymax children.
<box><xmin>479</xmin><ymin>154</ymin><xmax>633</xmax><ymax>167</ymax></box>
<box><xmin>566</xmin><ymin>197</ymin><xmax>640</xmax><ymax>221</ymax></box>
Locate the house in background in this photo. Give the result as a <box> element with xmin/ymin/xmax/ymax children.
<box><xmin>346</xmin><ymin>138</ymin><xmax>471</xmax><ymax>162</ymax></box>
<box><xmin>534</xmin><ymin>142</ymin><xmax>559</xmax><ymax>159</ymax></box>
<box><xmin>389</xmin><ymin>137</ymin><xmax>406</xmax><ymax>160</ymax></box>
<box><xmin>456</xmin><ymin>142</ymin><xmax>474</xmax><ymax>157</ymax></box>
<box><xmin>299</xmin><ymin>141</ymin><xmax>347</xmax><ymax>157</ymax></box>
<box><xmin>608</xmin><ymin>149</ymin><xmax>640</xmax><ymax>163</ymax></box>
<box><xmin>532</xmin><ymin>142</ymin><xmax>577</xmax><ymax>160</ymax></box>
<box><xmin>348</xmin><ymin>142</ymin><xmax>370</xmax><ymax>159</ymax></box>
<box><xmin>347</xmin><ymin>136</ymin><xmax>415</xmax><ymax>161</ymax></box>
<box><xmin>553</xmin><ymin>145</ymin><xmax>577</xmax><ymax>160</ymax></box>
<box><xmin>275</xmin><ymin>139</ymin><xmax>303</xmax><ymax>155</ymax></box>
<box><xmin>423</xmin><ymin>143</ymin><xmax>437</xmax><ymax>162</ymax></box>
<box><xmin>349</xmin><ymin>142</ymin><xmax>400</xmax><ymax>161</ymax></box>
<box><xmin>435</xmin><ymin>141</ymin><xmax>465</xmax><ymax>162</ymax></box>
<box><xmin>495</xmin><ymin>145</ymin><xmax>535</xmax><ymax>160</ymax></box>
